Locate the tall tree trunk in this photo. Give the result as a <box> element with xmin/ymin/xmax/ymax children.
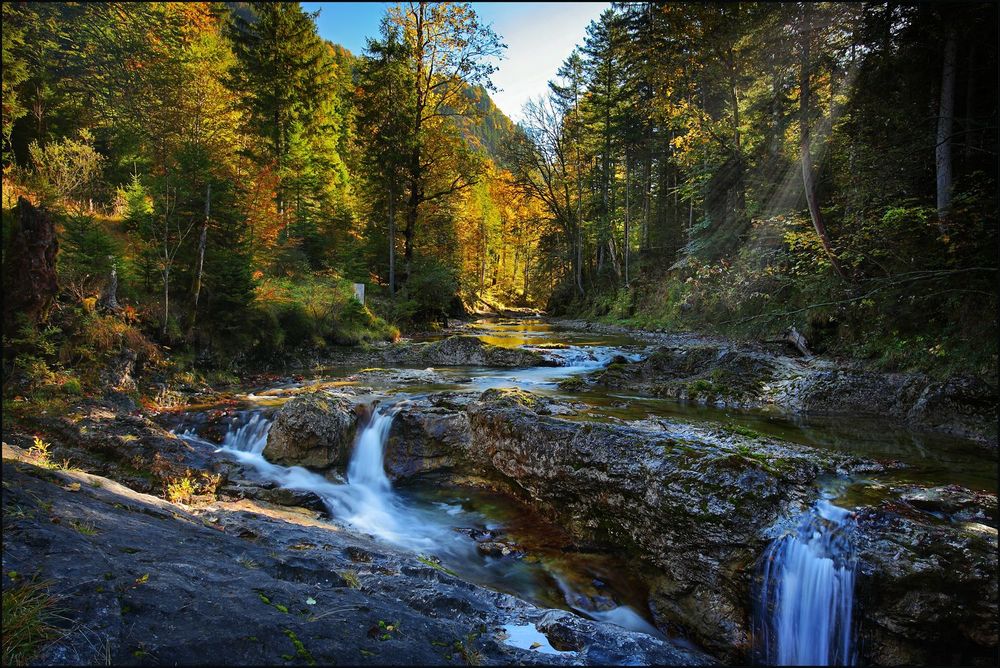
<box><xmin>799</xmin><ymin>8</ymin><xmax>847</xmax><ymax>280</ymax></box>
<box><xmin>936</xmin><ymin>20</ymin><xmax>957</xmax><ymax>224</ymax></box>
<box><xmin>624</xmin><ymin>156</ymin><xmax>630</xmax><ymax>286</ymax></box>
<box><xmin>188</xmin><ymin>183</ymin><xmax>210</xmax><ymax>334</ymax></box>
<box><xmin>575</xmin><ymin>229</ymin><xmax>584</xmax><ymax>296</ymax></box>
<box><xmin>964</xmin><ymin>43</ymin><xmax>975</xmax><ymax>161</ymax></box>
<box><xmin>162</xmin><ymin>267</ymin><xmax>170</xmax><ymax>340</ymax></box>
<box><xmin>388</xmin><ymin>186</ymin><xmax>396</xmax><ymax>297</ymax></box>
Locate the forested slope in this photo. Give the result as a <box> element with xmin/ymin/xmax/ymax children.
<box><xmin>504</xmin><ymin>2</ymin><xmax>997</xmax><ymax>378</ymax></box>
<box><xmin>2</xmin><ymin>1</ymin><xmax>996</xmax><ymax>420</ymax></box>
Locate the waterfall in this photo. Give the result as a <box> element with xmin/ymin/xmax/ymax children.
<box><xmin>220</xmin><ymin>412</ymin><xmax>271</xmax><ymax>454</ymax></box>
<box><xmin>191</xmin><ymin>402</ymin><xmax>458</xmax><ymax>553</ymax></box>
<box><xmin>346</xmin><ymin>406</ymin><xmax>394</xmax><ymax>493</ymax></box>
<box><xmin>754</xmin><ymin>500</ymin><xmax>857</xmax><ymax>666</ymax></box>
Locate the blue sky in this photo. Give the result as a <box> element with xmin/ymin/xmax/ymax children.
<box><xmin>307</xmin><ymin>2</ymin><xmax>610</xmax><ymax>122</ymax></box>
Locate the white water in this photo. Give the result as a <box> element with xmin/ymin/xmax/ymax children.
<box><xmin>501</xmin><ymin>623</ymin><xmax>571</xmax><ymax>655</ymax></box>
<box><xmin>186</xmin><ymin>403</ymin><xmax>462</xmax><ymax>553</ymax></box>
<box><xmin>755</xmin><ymin>500</ymin><xmax>857</xmax><ymax>666</ymax></box>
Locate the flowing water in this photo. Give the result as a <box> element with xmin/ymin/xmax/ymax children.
<box><xmin>177</xmin><ymin>400</ymin><xmax>664</xmax><ymax>639</ymax></box>
<box><xmin>167</xmin><ymin>316</ymin><xmax>993</xmax><ymax>664</ymax></box>
<box><xmin>754</xmin><ymin>499</ymin><xmax>857</xmax><ymax>666</ymax></box>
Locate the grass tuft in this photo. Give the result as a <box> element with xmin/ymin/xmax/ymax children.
<box><xmin>1</xmin><ymin>578</ymin><xmax>60</xmax><ymax>666</ymax></box>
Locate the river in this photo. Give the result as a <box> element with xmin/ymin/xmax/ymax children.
<box><xmin>163</xmin><ymin>316</ymin><xmax>995</xmax><ymax>665</ymax></box>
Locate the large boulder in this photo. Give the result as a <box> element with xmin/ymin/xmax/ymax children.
<box><xmin>265</xmin><ymin>393</ymin><xmax>361</xmax><ymax>469</ymax></box>
<box><xmin>594</xmin><ymin>345</ymin><xmax>780</xmax><ymax>408</ymax></box>
<box><xmin>853</xmin><ymin>494</ymin><xmax>998</xmax><ymax>665</ymax></box>
<box><xmin>777</xmin><ymin>369</ymin><xmax>926</xmax><ymax>418</ymax></box>
<box><xmin>384</xmin><ymin>404</ymin><xmax>471</xmax><ymax>479</ymax></box>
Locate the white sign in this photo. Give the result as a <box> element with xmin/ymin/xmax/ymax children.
<box><xmin>353</xmin><ymin>283</ymin><xmax>365</xmax><ymax>305</ymax></box>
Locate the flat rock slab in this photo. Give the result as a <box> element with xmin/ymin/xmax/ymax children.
<box><xmin>1</xmin><ymin>451</ymin><xmax>714</xmax><ymax>666</ymax></box>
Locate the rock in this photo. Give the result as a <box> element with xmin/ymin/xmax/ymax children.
<box><xmin>906</xmin><ymin>376</ymin><xmax>998</xmax><ymax>445</ymax></box>
<box><xmin>101</xmin><ymin>348</ymin><xmax>138</xmax><ymax>395</ymax></box>
<box><xmin>536</xmin><ymin>610</ymin><xmax>588</xmax><ymax>651</ymax></box>
<box><xmin>0</xmin><ymin>457</ymin><xmax>714</xmax><ymax>666</ymax></box>
<box><xmin>383</xmin><ymin>404</ymin><xmax>471</xmax><ymax>479</ymax></box>
<box><xmin>17</xmin><ymin>399</ymin><xmax>222</xmax><ymax>496</ymax></box>
<box><xmin>854</xmin><ymin>499</ymin><xmax>998</xmax><ymax>665</ymax></box>
<box><xmin>531</xmin><ymin>609</ymin><xmax>714</xmax><ymax>665</ymax></box>
<box><xmin>590</xmin><ymin>341</ymin><xmax>998</xmax><ymax>445</ymax></box>
<box><xmin>894</xmin><ymin>484</ymin><xmax>998</xmax><ymax>526</ymax></box>
<box><xmin>259</xmin><ymin>487</ymin><xmax>329</xmax><ymax>515</ymax></box>
<box><xmin>594</xmin><ymin>345</ymin><xmax>778</xmax><ymax>408</ymax></box>
<box><xmin>2</xmin><ymin>197</ymin><xmax>59</xmax><ymax>336</ymax></box>
<box><xmin>475</xmin><ymin>539</ymin><xmax>525</xmax><ymax>559</ymax></box>
<box><xmin>265</xmin><ymin>393</ymin><xmax>361</xmax><ymax>469</ymax></box>
<box><xmin>463</xmin><ymin>388</ymin><xmax>841</xmax><ymax>660</ymax></box>
<box><xmin>386</xmin><ymin>335</ymin><xmax>555</xmax><ymax>368</ymax></box>
<box><xmin>780</xmin><ymin>369</ymin><xmax>926</xmax><ymax>418</ymax></box>
<box><xmin>346</xmin><ymin>367</ymin><xmax>469</xmax><ymax>386</ymax></box>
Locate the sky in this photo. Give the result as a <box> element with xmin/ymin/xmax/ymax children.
<box><xmin>308</xmin><ymin>2</ymin><xmax>610</xmax><ymax>122</ymax></box>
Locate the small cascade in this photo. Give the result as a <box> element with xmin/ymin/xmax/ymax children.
<box><xmin>346</xmin><ymin>406</ymin><xmax>395</xmax><ymax>492</ymax></box>
<box><xmin>754</xmin><ymin>500</ymin><xmax>857</xmax><ymax>666</ymax></box>
<box><xmin>220</xmin><ymin>412</ymin><xmax>271</xmax><ymax>454</ymax></box>
<box><xmin>532</xmin><ymin>345</ymin><xmax>643</xmax><ymax>370</ymax></box>
<box><xmin>194</xmin><ymin>401</ymin><xmax>460</xmax><ymax>553</ymax></box>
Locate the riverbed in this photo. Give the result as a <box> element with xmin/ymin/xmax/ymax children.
<box><xmin>163</xmin><ymin>316</ymin><xmax>997</xmax><ymax>664</ymax></box>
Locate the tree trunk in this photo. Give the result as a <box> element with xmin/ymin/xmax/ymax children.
<box><xmin>100</xmin><ymin>262</ymin><xmax>120</xmax><ymax>313</ymax></box>
<box><xmin>188</xmin><ymin>183</ymin><xmax>210</xmax><ymax>334</ymax></box>
<box><xmin>624</xmin><ymin>156</ymin><xmax>630</xmax><ymax>286</ymax></box>
<box><xmin>936</xmin><ymin>20</ymin><xmax>957</xmax><ymax>224</ymax></box>
<box><xmin>964</xmin><ymin>43</ymin><xmax>975</xmax><ymax>161</ymax></box>
<box><xmin>575</xmin><ymin>229</ymin><xmax>584</xmax><ymax>297</ymax></box>
<box><xmin>799</xmin><ymin>8</ymin><xmax>847</xmax><ymax>280</ymax></box>
<box><xmin>388</xmin><ymin>186</ymin><xmax>396</xmax><ymax>297</ymax></box>
<box><xmin>162</xmin><ymin>266</ymin><xmax>170</xmax><ymax>339</ymax></box>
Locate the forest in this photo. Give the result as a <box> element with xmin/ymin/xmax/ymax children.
<box><xmin>1</xmin><ymin>3</ymin><xmax>997</xmax><ymax>667</ymax></box>
<box><xmin>2</xmin><ymin>1</ymin><xmax>996</xmax><ymax>391</ymax></box>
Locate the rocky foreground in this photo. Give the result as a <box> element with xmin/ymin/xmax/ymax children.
<box><xmin>262</xmin><ymin>386</ymin><xmax>998</xmax><ymax>665</ymax></box>
<box><xmin>1</xmin><ymin>441</ymin><xmax>711</xmax><ymax>666</ymax></box>
<box><xmin>3</xmin><ymin>330</ymin><xmax>997</xmax><ymax>666</ymax></box>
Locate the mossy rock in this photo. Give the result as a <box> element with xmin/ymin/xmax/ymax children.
<box><xmin>477</xmin><ymin>388</ymin><xmax>547</xmax><ymax>412</ymax></box>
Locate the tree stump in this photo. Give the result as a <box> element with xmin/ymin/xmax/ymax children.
<box><xmin>2</xmin><ymin>197</ymin><xmax>59</xmax><ymax>336</ymax></box>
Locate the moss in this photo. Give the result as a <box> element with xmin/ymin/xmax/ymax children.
<box><xmin>724</xmin><ymin>423</ymin><xmax>763</xmax><ymax>439</ymax></box>
<box><xmin>557</xmin><ymin>376</ymin><xmax>585</xmax><ymax>392</ymax></box>
<box><xmin>479</xmin><ymin>388</ymin><xmax>545</xmax><ymax>412</ymax></box>
<box><xmin>283</xmin><ymin>629</ymin><xmax>316</xmax><ymax>666</ymax></box>
<box><xmin>416</xmin><ymin>555</ymin><xmax>458</xmax><ymax>577</ymax></box>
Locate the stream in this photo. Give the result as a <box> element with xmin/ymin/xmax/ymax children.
<box><xmin>166</xmin><ymin>317</ymin><xmax>995</xmax><ymax>665</ymax></box>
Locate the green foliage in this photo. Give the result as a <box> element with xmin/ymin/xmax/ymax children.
<box><xmin>251</xmin><ymin>274</ymin><xmax>397</xmax><ymax>356</ymax></box>
<box><xmin>1</xmin><ymin>3</ymin><xmax>30</xmax><ymax>165</ymax></box>
<box><xmin>27</xmin><ymin>130</ymin><xmax>104</xmax><ymax>208</ymax></box>
<box><xmin>391</xmin><ymin>257</ymin><xmax>460</xmax><ymax>327</ymax></box>
<box><xmin>59</xmin><ymin>213</ymin><xmax>128</xmax><ymax>294</ymax></box>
